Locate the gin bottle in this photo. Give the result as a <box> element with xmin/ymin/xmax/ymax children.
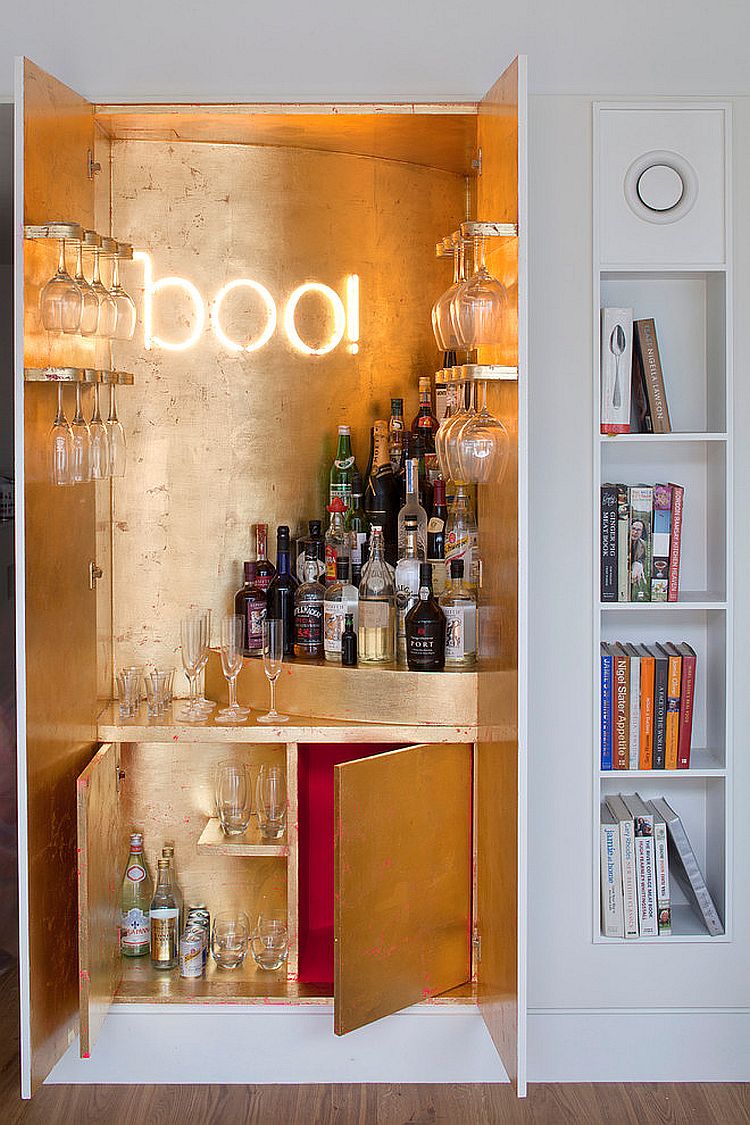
<box><xmin>358</xmin><ymin>525</ymin><xmax>396</xmax><ymax>664</ymax></box>
<box><xmin>120</xmin><ymin>832</ymin><xmax>152</xmax><ymax>958</ymax></box>
<box><xmin>440</xmin><ymin>558</ymin><xmax>478</xmax><ymax>667</ymax></box>
<box><xmin>395</xmin><ymin>516</ymin><xmax>421</xmax><ymax>665</ymax></box>
<box><xmin>324</xmin><ymin>557</ymin><xmax>359</xmax><ymax>663</ymax></box>
<box><xmin>150</xmin><ymin>858</ymin><xmax>179</xmax><ymax>970</ymax></box>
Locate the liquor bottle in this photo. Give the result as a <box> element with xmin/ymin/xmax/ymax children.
<box><xmin>266</xmin><ymin>525</ymin><xmax>298</xmax><ymax>657</ymax></box>
<box><xmin>358</xmin><ymin>525</ymin><xmax>396</xmax><ymax>664</ymax></box>
<box><xmin>364</xmin><ymin>421</ymin><xmax>399</xmax><ymax>566</ymax></box>
<box><xmin>329</xmin><ymin>424</ymin><xmax>355</xmax><ymax>511</ymax></box>
<box><xmin>413</xmin><ymin>431</ymin><xmax>435</xmax><ymax>511</ymax></box>
<box><xmin>405</xmin><ymin>563</ymin><xmax>446</xmax><ymax>672</ymax></box>
<box><xmin>150</xmin><ymin>858</ymin><xmax>179</xmax><ymax>970</ymax></box>
<box><xmin>161</xmin><ymin>842</ymin><xmax>184</xmax><ymax>934</ymax></box>
<box><xmin>296</xmin><ymin>520</ymin><xmax>325</xmax><ymax>582</ymax></box>
<box><xmin>120</xmin><ymin>831</ymin><xmax>153</xmax><ymax>958</ymax></box>
<box><xmin>440</xmin><ymin>558</ymin><xmax>478</xmax><ymax>668</ymax></box>
<box><xmin>234</xmin><ymin>561</ymin><xmax>266</xmax><ymax>656</ymax></box>
<box><xmin>395</xmin><ymin>516</ymin><xmax>421</xmax><ymax>665</ymax></box>
<box><xmin>445</xmin><ymin>483</ymin><xmax>478</xmax><ymax>592</ymax></box>
<box><xmin>388</xmin><ymin>398</ymin><xmax>405</xmax><ymax>470</ymax></box>
<box><xmin>294</xmin><ymin>546</ymin><xmax>325</xmax><ymax>659</ymax></box>
<box><xmin>253</xmin><ymin>523</ymin><xmax>276</xmax><ymax>592</ymax></box>
<box><xmin>397</xmin><ymin>458</ymin><xmax>427</xmax><ymax>560</ymax></box>
<box><xmin>427</xmin><ymin>477</ymin><xmax>448</xmax><ymax>597</ymax></box>
<box><xmin>341</xmin><ymin>613</ymin><xmax>358</xmax><ymax>667</ymax></box>
<box><xmin>411</xmin><ymin>375</ymin><xmax>439</xmax><ymax>453</ymax></box>
<box><xmin>324</xmin><ymin>497</ymin><xmax>349</xmax><ymax>584</ymax></box>
<box><xmin>346</xmin><ymin>471</ymin><xmax>368</xmax><ymax>588</ymax></box>
<box><xmin>323</xmin><ymin>557</ymin><xmax>359</xmax><ymax>663</ymax></box>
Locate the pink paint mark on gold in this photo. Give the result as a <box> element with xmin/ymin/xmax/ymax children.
<box><xmin>82</xmin><ymin>1052</ymin><xmax>90</xmax><ymax>1059</ymax></box>
<box><xmin>80</xmin><ymin>970</ymin><xmax>90</xmax><ymax>982</ymax></box>
<box><xmin>383</xmin><ymin>857</ymin><xmax>393</xmax><ymax>869</ymax></box>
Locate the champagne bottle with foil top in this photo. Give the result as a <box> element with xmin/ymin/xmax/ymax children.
<box><xmin>120</xmin><ymin>832</ymin><xmax>152</xmax><ymax>958</ymax></box>
<box><xmin>150</xmin><ymin>858</ymin><xmax>179</xmax><ymax>970</ymax></box>
<box><xmin>364</xmin><ymin>420</ymin><xmax>399</xmax><ymax>565</ymax></box>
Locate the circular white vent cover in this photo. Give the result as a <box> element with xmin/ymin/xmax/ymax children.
<box><xmin>623</xmin><ymin>149</ymin><xmax>699</xmax><ymax>225</ymax></box>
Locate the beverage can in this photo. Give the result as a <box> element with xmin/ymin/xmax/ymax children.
<box><xmin>186</xmin><ymin>906</ymin><xmax>210</xmax><ymax>965</ymax></box>
<box><xmin>179</xmin><ymin>928</ymin><xmax>205</xmax><ymax>978</ymax></box>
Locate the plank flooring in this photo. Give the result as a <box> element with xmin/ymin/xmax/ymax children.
<box><xmin>0</xmin><ymin>967</ymin><xmax>748</xmax><ymax>1124</ymax></box>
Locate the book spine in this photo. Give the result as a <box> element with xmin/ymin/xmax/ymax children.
<box><xmin>667</xmin><ymin>817</ymin><xmax>724</xmax><ymax>936</ymax></box>
<box><xmin>628</xmin><ymin>654</ymin><xmax>640</xmax><ymax>770</ymax></box>
<box><xmin>613</xmin><ymin>651</ymin><xmax>630</xmax><ymax>770</ymax></box>
<box><xmin>653</xmin><ymin>657</ymin><xmax>668</xmax><ymax>769</ymax></box>
<box><xmin>619</xmin><ymin>818</ymin><xmax>639</xmax><ymax>937</ymax></box>
<box><xmin>600</xmin><ymin>652</ymin><xmax>613</xmax><ymax>771</ymax></box>
<box><xmin>617</xmin><ymin>486</ymin><xmax>630</xmax><ymax>602</ymax></box>
<box><xmin>664</xmin><ymin>653</ymin><xmax>682</xmax><ymax>770</ymax></box>
<box><xmin>677</xmin><ymin>651</ymin><xmax>697</xmax><ymax>769</ymax></box>
<box><xmin>668</xmin><ymin>484</ymin><xmax>684</xmax><ymax>602</ymax></box>
<box><xmin>639</xmin><ymin>655</ymin><xmax>655</xmax><ymax>770</ymax></box>
<box><xmin>634</xmin><ymin>319</ymin><xmax>671</xmax><ymax>434</ymax></box>
<box><xmin>651</xmin><ymin>484</ymin><xmax>672</xmax><ymax>602</ymax></box>
<box><xmin>600</xmin><ymin>485</ymin><xmax>618</xmax><ymax>602</ymax></box>
<box><xmin>634</xmin><ymin>834</ymin><xmax>658</xmax><ymax>938</ymax></box>
<box><xmin>600</xmin><ymin>821</ymin><xmax>625</xmax><ymax>938</ymax></box>
<box><xmin>629</xmin><ymin>486</ymin><xmax>652</xmax><ymax>602</ymax></box>
<box><xmin>653</xmin><ymin>820</ymin><xmax>672</xmax><ymax>935</ymax></box>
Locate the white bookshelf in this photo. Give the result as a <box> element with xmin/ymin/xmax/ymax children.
<box><xmin>592</xmin><ymin>103</ymin><xmax>733</xmax><ymax>944</ymax></box>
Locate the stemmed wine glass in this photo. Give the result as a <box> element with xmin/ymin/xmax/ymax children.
<box><xmin>40</xmin><ymin>237</ymin><xmax>82</xmax><ymax>335</ymax></box>
<box><xmin>176</xmin><ymin>610</ymin><xmax>207</xmax><ymax>722</ymax></box>
<box><xmin>89</xmin><ymin>380</ymin><xmax>110</xmax><ymax>480</ymax></box>
<box><xmin>450</xmin><ymin>234</ymin><xmax>510</xmax><ymax>350</ymax></box>
<box><xmin>85</xmin><ymin>235</ymin><xmax>117</xmax><ymax>339</ymax></box>
<box><xmin>456</xmin><ymin>379</ymin><xmax>510</xmax><ymax>485</ymax></box>
<box><xmin>72</xmin><ymin>240</ymin><xmax>100</xmax><ymax>337</ymax></box>
<box><xmin>49</xmin><ymin>384</ymin><xmax>73</xmax><ymax>486</ymax></box>
<box><xmin>257</xmin><ymin>619</ymin><xmax>288</xmax><ymax>724</ymax></box>
<box><xmin>70</xmin><ymin>380</ymin><xmax>91</xmax><ymax>483</ymax></box>
<box><xmin>432</xmin><ymin>236</ymin><xmax>465</xmax><ymax>352</ymax></box>
<box><xmin>106</xmin><ymin>381</ymin><xmax>127</xmax><ymax>478</ymax></box>
<box><xmin>110</xmin><ymin>246</ymin><xmax>137</xmax><ymax>340</ymax></box>
<box><xmin>215</xmin><ymin>614</ymin><xmax>250</xmax><ymax>724</ymax></box>
<box><xmin>194</xmin><ymin>608</ymin><xmax>216</xmax><ymax>717</ymax></box>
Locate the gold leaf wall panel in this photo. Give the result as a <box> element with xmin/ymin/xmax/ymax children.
<box><xmin>109</xmin><ymin>139</ymin><xmax>465</xmax><ymax>680</ymax></box>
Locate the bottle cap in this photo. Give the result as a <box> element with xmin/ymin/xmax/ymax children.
<box><xmin>309</xmin><ymin>519</ymin><xmax>322</xmax><ymax>535</ymax></box>
<box><xmin>344</xmin><ymin>613</ymin><xmax>354</xmax><ymax>626</ymax></box>
<box><xmin>243</xmin><ymin>560</ymin><xmax>257</xmax><ymax>584</ymax></box>
<box><xmin>338</xmin><ymin>425</ymin><xmax>351</xmax><ymax>435</ymax></box>
<box><xmin>336</xmin><ymin>558</ymin><xmax>349</xmax><ymax>580</ymax></box>
<box><xmin>162</xmin><ymin>845</ymin><xmax>174</xmax><ymax>857</ymax></box>
<box><xmin>433</xmin><ymin>478</ymin><xmax>446</xmax><ymax>504</ymax></box>
<box><xmin>157</xmin><ymin>858</ymin><xmax>169</xmax><ymax>869</ymax></box>
<box><xmin>305</xmin><ymin>544</ymin><xmax>317</xmax><ymax>560</ymax></box>
<box><xmin>418</xmin><ymin>376</ymin><xmax>431</xmax><ymax>392</ymax></box>
<box><xmin>277</xmin><ymin>525</ymin><xmax>290</xmax><ymax>545</ymax></box>
<box><xmin>327</xmin><ymin>497</ymin><xmax>347</xmax><ymax>514</ymax></box>
<box><xmin>450</xmin><ymin>558</ymin><xmax>464</xmax><ymax>580</ymax></box>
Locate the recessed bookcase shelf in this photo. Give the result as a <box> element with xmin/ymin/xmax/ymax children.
<box><xmin>592</xmin><ymin>103</ymin><xmax>733</xmax><ymax>946</ymax></box>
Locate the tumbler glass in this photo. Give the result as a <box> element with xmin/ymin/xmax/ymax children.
<box><xmin>249</xmin><ymin>917</ymin><xmax>289</xmax><ymax>971</ymax></box>
<box><xmin>211</xmin><ymin>911</ymin><xmax>249</xmax><ymax>969</ymax></box>
<box><xmin>255</xmin><ymin>764</ymin><xmax>286</xmax><ymax>840</ymax></box>
<box><xmin>215</xmin><ymin>760</ymin><xmax>252</xmax><ymax>836</ymax></box>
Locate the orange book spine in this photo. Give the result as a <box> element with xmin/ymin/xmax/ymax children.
<box><xmin>639</xmin><ymin>653</ymin><xmax>655</xmax><ymax>769</ymax></box>
<box><xmin>664</xmin><ymin>653</ymin><xmax>682</xmax><ymax>770</ymax></box>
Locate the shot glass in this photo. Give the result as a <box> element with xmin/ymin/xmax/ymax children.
<box><xmin>145</xmin><ymin>668</ymin><xmax>174</xmax><ymax>718</ymax></box>
<box><xmin>249</xmin><ymin>917</ymin><xmax>289</xmax><ymax>971</ymax></box>
<box><xmin>116</xmin><ymin>666</ymin><xmax>143</xmax><ymax>719</ymax></box>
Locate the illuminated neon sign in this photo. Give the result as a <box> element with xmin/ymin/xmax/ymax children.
<box><xmin>133</xmin><ymin>252</ymin><xmax>359</xmax><ymax>355</ymax></box>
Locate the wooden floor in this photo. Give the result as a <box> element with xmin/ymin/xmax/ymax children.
<box><xmin>0</xmin><ymin>969</ymin><xmax>748</xmax><ymax>1124</ymax></box>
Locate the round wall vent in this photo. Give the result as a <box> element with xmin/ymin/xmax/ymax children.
<box><xmin>623</xmin><ymin>150</ymin><xmax>699</xmax><ymax>225</ymax></box>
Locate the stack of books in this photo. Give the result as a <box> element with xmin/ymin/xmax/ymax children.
<box><xmin>601</xmin><ymin>794</ymin><xmax>723</xmax><ymax>939</ymax></box>
<box><xmin>601</xmin><ymin>314</ymin><xmax>672</xmax><ymax>435</ymax></box>
<box><xmin>601</xmin><ymin>482</ymin><xmax>684</xmax><ymax>603</ymax></box>
<box><xmin>601</xmin><ymin>641</ymin><xmax>696</xmax><ymax>770</ymax></box>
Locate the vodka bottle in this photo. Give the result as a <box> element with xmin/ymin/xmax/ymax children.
<box><xmin>395</xmin><ymin>516</ymin><xmax>421</xmax><ymax>665</ymax></box>
<box><xmin>397</xmin><ymin>457</ymin><xmax>427</xmax><ymax>560</ymax></box>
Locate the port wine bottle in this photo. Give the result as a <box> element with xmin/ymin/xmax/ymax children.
<box><xmin>405</xmin><ymin>562</ymin><xmax>446</xmax><ymax>672</ymax></box>
<box><xmin>266</xmin><ymin>525</ymin><xmax>298</xmax><ymax>657</ymax></box>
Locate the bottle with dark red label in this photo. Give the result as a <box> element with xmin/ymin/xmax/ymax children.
<box><xmin>293</xmin><ymin>546</ymin><xmax>325</xmax><ymax>659</ymax></box>
<box><xmin>234</xmin><ymin>561</ymin><xmax>266</xmax><ymax>656</ymax></box>
<box><xmin>405</xmin><ymin>562</ymin><xmax>446</xmax><ymax>672</ymax></box>
<box><xmin>253</xmin><ymin>523</ymin><xmax>276</xmax><ymax>592</ymax></box>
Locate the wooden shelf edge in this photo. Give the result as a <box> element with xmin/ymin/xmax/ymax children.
<box><xmin>196</xmin><ymin>817</ymin><xmax>288</xmax><ymax>857</ymax></box>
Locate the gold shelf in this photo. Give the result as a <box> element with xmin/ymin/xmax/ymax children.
<box><xmin>24</xmin><ymin>222</ymin><xmax>133</xmax><ymax>258</ymax></box>
<box><xmin>197</xmin><ymin>817</ymin><xmax>288</xmax><ymax>858</ymax></box>
<box><xmin>24</xmin><ymin>367</ymin><xmax>135</xmax><ymax>384</ymax></box>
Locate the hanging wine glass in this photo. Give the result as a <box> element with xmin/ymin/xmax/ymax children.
<box><xmin>435</xmin><ymin>369</ymin><xmax>460</xmax><ymax>478</ymax></box>
<box><xmin>40</xmin><ymin>237</ymin><xmax>82</xmax><ymax>335</ymax></box>
<box><xmin>450</xmin><ymin>234</ymin><xmax>509</xmax><ymax>350</ymax></box>
<box><xmin>83</xmin><ymin>232</ymin><xmax>117</xmax><ymax>339</ymax></box>
<box><xmin>70</xmin><ymin>379</ymin><xmax>91</xmax><ymax>483</ymax></box>
<box><xmin>48</xmin><ymin>383</ymin><xmax>73</xmax><ymax>486</ymax></box>
<box><xmin>110</xmin><ymin>244</ymin><xmax>137</xmax><ymax>341</ymax></box>
<box><xmin>447</xmin><ymin>379</ymin><xmax>477</xmax><ymax>483</ymax></box>
<box><xmin>106</xmin><ymin>380</ymin><xmax>127</xmax><ymax>478</ymax></box>
<box><xmin>89</xmin><ymin>379</ymin><xmax>111</xmax><ymax>480</ymax></box>
<box><xmin>72</xmin><ymin>240</ymin><xmax>100</xmax><ymax>337</ymax></box>
<box><xmin>456</xmin><ymin>379</ymin><xmax>510</xmax><ymax>485</ymax></box>
<box><xmin>432</xmin><ymin>236</ymin><xmax>465</xmax><ymax>352</ymax></box>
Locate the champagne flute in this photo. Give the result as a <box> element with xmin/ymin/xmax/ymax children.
<box><xmin>194</xmin><ymin>607</ymin><xmax>216</xmax><ymax>716</ymax></box>
<box><xmin>70</xmin><ymin>381</ymin><xmax>91</xmax><ymax>483</ymax></box>
<box><xmin>176</xmin><ymin>610</ymin><xmax>205</xmax><ymax>722</ymax></box>
<box><xmin>49</xmin><ymin>384</ymin><xmax>73</xmax><ymax>486</ymax></box>
<box><xmin>257</xmin><ymin>618</ymin><xmax>288</xmax><ymax>724</ymax></box>
<box><xmin>40</xmin><ymin>237</ymin><xmax>82</xmax><ymax>335</ymax></box>
<box><xmin>106</xmin><ymin>381</ymin><xmax>127</xmax><ymax>478</ymax></box>
<box><xmin>215</xmin><ymin>614</ymin><xmax>250</xmax><ymax>724</ymax></box>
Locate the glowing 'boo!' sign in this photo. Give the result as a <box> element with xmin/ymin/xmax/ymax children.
<box><xmin>134</xmin><ymin>252</ymin><xmax>360</xmax><ymax>356</ymax></box>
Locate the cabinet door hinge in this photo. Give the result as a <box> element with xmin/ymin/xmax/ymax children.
<box><xmin>115</xmin><ymin>750</ymin><xmax>125</xmax><ymax>795</ymax></box>
<box><xmin>87</xmin><ymin>149</ymin><xmax>102</xmax><ymax>180</ymax></box>
<box><xmin>472</xmin><ymin>928</ymin><xmax>482</xmax><ymax>962</ymax></box>
<box><xmin>472</xmin><ymin>147</ymin><xmax>483</xmax><ymax>176</ymax></box>
<box><xmin>89</xmin><ymin>560</ymin><xmax>103</xmax><ymax>589</ymax></box>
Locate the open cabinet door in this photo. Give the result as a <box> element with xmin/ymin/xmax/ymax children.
<box><xmin>77</xmin><ymin>742</ymin><xmax>124</xmax><ymax>1057</ymax></box>
<box><xmin>475</xmin><ymin>56</ymin><xmax>528</xmax><ymax>1094</ymax></box>
<box><xmin>334</xmin><ymin>742</ymin><xmax>472</xmax><ymax>1035</ymax></box>
<box><xmin>14</xmin><ymin>59</ymin><xmax>101</xmax><ymax>1095</ymax></box>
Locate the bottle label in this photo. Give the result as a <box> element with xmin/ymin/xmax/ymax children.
<box><xmin>407</xmin><ymin>623</ymin><xmax>442</xmax><ymax>668</ymax></box>
<box><xmin>324</xmin><ymin>603</ymin><xmax>348</xmax><ymax>654</ymax></box>
<box><xmin>427</xmin><ymin>516</ymin><xmax>445</xmax><ymax>535</ymax></box>
<box><xmin>325</xmin><ymin>544</ymin><xmax>338</xmax><ymax>582</ymax></box>
<box><xmin>444</xmin><ymin>605</ymin><xmax>477</xmax><ymax>659</ymax></box>
<box><xmin>294</xmin><ymin>603</ymin><xmax>324</xmax><ymax>650</ymax></box>
<box><xmin>121</xmin><ymin>908</ymin><xmax>150</xmax><ymax>947</ymax></box>
<box><xmin>430</xmin><ymin>560</ymin><xmax>448</xmax><ymax>597</ymax></box>
<box><xmin>334</xmin><ymin>456</ymin><xmax>355</xmax><ymax>470</ymax></box>
<box><xmin>126</xmin><ymin>863</ymin><xmax>146</xmax><ymax>883</ymax></box>
<box><xmin>350</xmin><ymin>531</ymin><xmax>367</xmax><ymax>565</ymax></box>
<box><xmin>246</xmin><ymin>600</ymin><xmax>266</xmax><ymax>652</ymax></box>
<box><xmin>150</xmin><ymin>909</ymin><xmax>179</xmax><ymax>961</ymax></box>
<box><xmin>359</xmin><ymin>600</ymin><xmax>390</xmax><ymax>629</ymax></box>
<box><xmin>255</xmin><ymin>571</ymin><xmax>273</xmax><ymax>592</ymax></box>
<box><xmin>330</xmin><ymin>483</ymin><xmax>353</xmax><ymax>509</ymax></box>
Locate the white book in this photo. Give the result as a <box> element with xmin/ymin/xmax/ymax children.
<box><xmin>648</xmin><ymin>801</ymin><xmax>672</xmax><ymax>936</ymax></box>
<box><xmin>605</xmin><ymin>795</ymin><xmax>639</xmax><ymax>937</ymax></box>
<box><xmin>622</xmin><ymin>793</ymin><xmax>658</xmax><ymax>937</ymax></box>
<box><xmin>650</xmin><ymin>797</ymin><xmax>724</xmax><ymax>936</ymax></box>
<box><xmin>624</xmin><ymin>644</ymin><xmax>641</xmax><ymax>770</ymax></box>
<box><xmin>600</xmin><ymin>308</ymin><xmax>634</xmax><ymax>434</ymax></box>
<box><xmin>600</xmin><ymin>807</ymin><xmax>625</xmax><ymax>937</ymax></box>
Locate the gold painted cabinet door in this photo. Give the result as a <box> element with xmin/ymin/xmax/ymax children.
<box><xmin>77</xmin><ymin>742</ymin><xmax>125</xmax><ymax>1059</ymax></box>
<box><xmin>333</xmin><ymin>742</ymin><xmax>472</xmax><ymax>1036</ymax></box>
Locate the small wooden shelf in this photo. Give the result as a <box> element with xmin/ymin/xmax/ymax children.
<box><xmin>595</xmin><ymin>905</ymin><xmax>728</xmax><ymax>945</ymax></box>
<box><xmin>197</xmin><ymin>817</ymin><xmax>288</xmax><ymax>857</ymax></box>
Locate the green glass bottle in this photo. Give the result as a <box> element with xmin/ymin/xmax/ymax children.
<box><xmin>346</xmin><ymin>471</ymin><xmax>368</xmax><ymax>587</ymax></box>
<box><xmin>120</xmin><ymin>832</ymin><xmax>153</xmax><ymax>958</ymax></box>
<box><xmin>329</xmin><ymin>424</ymin><xmax>356</xmax><ymax>512</ymax></box>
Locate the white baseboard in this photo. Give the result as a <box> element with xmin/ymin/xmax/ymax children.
<box><xmin>47</xmin><ymin>1004</ymin><xmax>509</xmax><ymax>1085</ymax></box>
<box><xmin>528</xmin><ymin>1008</ymin><xmax>750</xmax><ymax>1082</ymax></box>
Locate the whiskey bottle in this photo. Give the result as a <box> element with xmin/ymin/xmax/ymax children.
<box><xmin>150</xmin><ymin>858</ymin><xmax>179</xmax><ymax>970</ymax></box>
<box><xmin>253</xmin><ymin>523</ymin><xmax>276</xmax><ymax>592</ymax></box>
<box><xmin>395</xmin><ymin>517</ymin><xmax>421</xmax><ymax>665</ymax></box>
<box><xmin>294</xmin><ymin>546</ymin><xmax>325</xmax><ymax>659</ymax></box>
<box><xmin>120</xmin><ymin>832</ymin><xmax>152</xmax><ymax>958</ymax></box>
<box><xmin>341</xmin><ymin>613</ymin><xmax>358</xmax><ymax>666</ymax></box>
<box><xmin>427</xmin><ymin>477</ymin><xmax>448</xmax><ymax>597</ymax></box>
<box><xmin>358</xmin><ymin>525</ymin><xmax>396</xmax><ymax>664</ymax></box>
<box><xmin>234</xmin><ymin>561</ymin><xmax>266</xmax><ymax>656</ymax></box>
<box><xmin>296</xmin><ymin>520</ymin><xmax>325</xmax><ymax>581</ymax></box>
<box><xmin>329</xmin><ymin>424</ymin><xmax>356</xmax><ymax>511</ymax></box>
<box><xmin>364</xmin><ymin>421</ymin><xmax>399</xmax><ymax>566</ymax></box>
<box><xmin>440</xmin><ymin>558</ymin><xmax>478</xmax><ymax>668</ymax></box>
<box><xmin>397</xmin><ymin>458</ymin><xmax>427</xmax><ymax>561</ymax></box>
<box><xmin>323</xmin><ymin>557</ymin><xmax>358</xmax><ymax>663</ymax></box>
<box><xmin>405</xmin><ymin>562</ymin><xmax>446</xmax><ymax>672</ymax></box>
<box><xmin>324</xmin><ymin>497</ymin><xmax>349</xmax><ymax>584</ymax></box>
<box><xmin>346</xmin><ymin>471</ymin><xmax>368</xmax><ymax>588</ymax></box>
<box><xmin>388</xmin><ymin>398</ymin><xmax>404</xmax><ymax>470</ymax></box>
<box><xmin>266</xmin><ymin>525</ymin><xmax>298</xmax><ymax>657</ymax></box>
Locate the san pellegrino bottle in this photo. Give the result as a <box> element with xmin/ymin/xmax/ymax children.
<box><xmin>330</xmin><ymin>424</ymin><xmax>355</xmax><ymax>511</ymax></box>
<box><xmin>445</xmin><ymin>483</ymin><xmax>479</xmax><ymax>591</ymax></box>
<box><xmin>294</xmin><ymin>546</ymin><xmax>325</xmax><ymax>659</ymax></box>
<box><xmin>150</xmin><ymin>858</ymin><xmax>179</xmax><ymax>970</ymax></box>
<box><xmin>397</xmin><ymin>457</ymin><xmax>427</xmax><ymax>560</ymax></box>
<box><xmin>324</xmin><ymin>557</ymin><xmax>359</xmax><ymax>663</ymax></box>
<box><xmin>405</xmin><ymin>562</ymin><xmax>446</xmax><ymax>672</ymax></box>
<box><xmin>395</xmin><ymin>516</ymin><xmax>421</xmax><ymax>665</ymax></box>
<box><xmin>161</xmin><ymin>843</ymin><xmax>183</xmax><ymax>934</ymax></box>
<box><xmin>346</xmin><ymin>471</ymin><xmax>368</xmax><ymax>588</ymax></box>
<box><xmin>358</xmin><ymin>525</ymin><xmax>396</xmax><ymax>664</ymax></box>
<box><xmin>440</xmin><ymin>558</ymin><xmax>478</xmax><ymax>667</ymax></box>
<box><xmin>120</xmin><ymin>832</ymin><xmax>153</xmax><ymax>957</ymax></box>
